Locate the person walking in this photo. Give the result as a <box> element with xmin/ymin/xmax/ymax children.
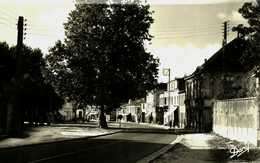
<box><xmin>169</xmin><ymin>120</ymin><xmax>172</xmax><ymax>129</ymax></box>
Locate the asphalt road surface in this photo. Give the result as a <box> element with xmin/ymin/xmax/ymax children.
<box><xmin>0</xmin><ymin>129</ymin><xmax>177</xmax><ymax>163</ymax></box>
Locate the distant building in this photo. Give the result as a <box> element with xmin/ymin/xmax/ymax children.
<box><xmin>61</xmin><ymin>102</ymin><xmax>74</xmax><ymax>121</ymax></box>
<box><xmin>60</xmin><ymin>103</ymin><xmax>99</xmax><ymax>121</ymax></box>
<box><xmin>144</xmin><ymin>92</ymin><xmax>156</xmax><ymax>123</ymax></box>
<box><xmin>117</xmin><ymin>83</ymin><xmax>167</xmax><ymax>124</ymax></box>
<box><xmin>162</xmin><ymin>78</ymin><xmax>186</xmax><ymax>128</ymax></box>
<box><xmin>144</xmin><ymin>83</ymin><xmax>167</xmax><ymax>124</ymax></box>
<box><xmin>117</xmin><ymin>99</ymin><xmax>145</xmax><ymax>123</ymax></box>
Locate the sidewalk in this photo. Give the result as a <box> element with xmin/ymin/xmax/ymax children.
<box><xmin>0</xmin><ymin>124</ymin><xmax>120</xmax><ymax>148</ymax></box>
<box><xmin>152</xmin><ymin>133</ymin><xmax>260</xmax><ymax>163</ymax></box>
<box><xmin>119</xmin><ymin>121</ymin><xmax>170</xmax><ymax>129</ymax></box>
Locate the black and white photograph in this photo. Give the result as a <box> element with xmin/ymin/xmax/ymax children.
<box><xmin>0</xmin><ymin>0</ymin><xmax>260</xmax><ymax>162</ymax></box>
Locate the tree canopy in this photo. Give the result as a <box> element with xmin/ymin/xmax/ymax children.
<box><xmin>46</xmin><ymin>1</ymin><xmax>159</xmax><ymax>127</ymax></box>
<box><xmin>0</xmin><ymin>42</ymin><xmax>64</xmax><ymax>135</ymax></box>
<box><xmin>233</xmin><ymin>1</ymin><xmax>260</xmax><ymax>70</ymax></box>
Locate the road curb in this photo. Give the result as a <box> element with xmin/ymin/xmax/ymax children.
<box><xmin>0</xmin><ymin>130</ymin><xmax>122</xmax><ymax>150</ymax></box>
<box><xmin>136</xmin><ymin>135</ymin><xmax>184</xmax><ymax>163</ymax></box>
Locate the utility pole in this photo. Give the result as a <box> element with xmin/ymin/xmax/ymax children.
<box><xmin>7</xmin><ymin>16</ymin><xmax>24</xmax><ymax>136</ymax></box>
<box><xmin>168</xmin><ymin>68</ymin><xmax>170</xmax><ymax>111</ymax></box>
<box><xmin>222</xmin><ymin>21</ymin><xmax>228</xmax><ymax>46</ymax></box>
<box><xmin>16</xmin><ymin>16</ymin><xmax>24</xmax><ymax>77</ymax></box>
<box><xmin>222</xmin><ymin>20</ymin><xmax>228</xmax><ymax>107</ymax></box>
<box><xmin>168</xmin><ymin>68</ymin><xmax>172</xmax><ymax>128</ymax></box>
<box><xmin>163</xmin><ymin>68</ymin><xmax>171</xmax><ymax>125</ymax></box>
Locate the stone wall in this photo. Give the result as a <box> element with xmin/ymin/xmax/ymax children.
<box><xmin>213</xmin><ymin>97</ymin><xmax>259</xmax><ymax>146</ymax></box>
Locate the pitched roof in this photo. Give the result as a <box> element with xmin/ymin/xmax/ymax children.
<box><xmin>191</xmin><ymin>38</ymin><xmax>248</xmax><ymax>77</ymax></box>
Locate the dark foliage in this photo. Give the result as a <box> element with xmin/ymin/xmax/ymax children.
<box><xmin>0</xmin><ymin>42</ymin><xmax>64</xmax><ymax>134</ymax></box>
<box><xmin>232</xmin><ymin>1</ymin><xmax>260</xmax><ymax>71</ymax></box>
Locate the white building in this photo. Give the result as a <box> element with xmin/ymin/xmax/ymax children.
<box><xmin>144</xmin><ymin>91</ymin><xmax>157</xmax><ymax>123</ymax></box>
<box><xmin>60</xmin><ymin>102</ymin><xmax>99</xmax><ymax>121</ymax></box>
<box><xmin>117</xmin><ymin>99</ymin><xmax>145</xmax><ymax>122</ymax></box>
<box><xmin>162</xmin><ymin>78</ymin><xmax>186</xmax><ymax>128</ymax></box>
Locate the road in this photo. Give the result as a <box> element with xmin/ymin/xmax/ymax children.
<box><xmin>0</xmin><ymin>128</ymin><xmax>177</xmax><ymax>163</ymax></box>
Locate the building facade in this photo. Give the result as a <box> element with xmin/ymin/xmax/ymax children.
<box><xmin>144</xmin><ymin>91</ymin><xmax>157</xmax><ymax>123</ymax></box>
<box><xmin>117</xmin><ymin>99</ymin><xmax>145</xmax><ymax>123</ymax></box>
<box><xmin>162</xmin><ymin>78</ymin><xmax>186</xmax><ymax>128</ymax></box>
<box><xmin>185</xmin><ymin>38</ymin><xmax>250</xmax><ymax>132</ymax></box>
<box><xmin>60</xmin><ymin>103</ymin><xmax>99</xmax><ymax>122</ymax></box>
<box><xmin>117</xmin><ymin>83</ymin><xmax>167</xmax><ymax>124</ymax></box>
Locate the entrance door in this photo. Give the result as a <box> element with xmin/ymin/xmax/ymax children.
<box><xmin>79</xmin><ymin>111</ymin><xmax>83</xmax><ymax>119</ymax></box>
<box><xmin>174</xmin><ymin>108</ymin><xmax>179</xmax><ymax>127</ymax></box>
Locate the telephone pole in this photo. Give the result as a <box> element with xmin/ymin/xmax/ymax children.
<box><xmin>7</xmin><ymin>16</ymin><xmax>24</xmax><ymax>136</ymax></box>
<box><xmin>162</xmin><ymin>68</ymin><xmax>171</xmax><ymax>112</ymax></box>
<box><xmin>16</xmin><ymin>16</ymin><xmax>24</xmax><ymax>77</ymax></box>
<box><xmin>168</xmin><ymin>68</ymin><xmax>170</xmax><ymax>111</ymax></box>
<box><xmin>222</xmin><ymin>21</ymin><xmax>229</xmax><ymax>46</ymax></box>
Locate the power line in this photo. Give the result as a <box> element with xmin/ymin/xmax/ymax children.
<box><xmin>151</xmin><ymin>25</ymin><xmax>219</xmax><ymax>31</ymax></box>
<box><xmin>0</xmin><ymin>20</ymin><xmax>16</xmax><ymax>30</ymax></box>
<box><xmin>26</xmin><ymin>24</ymin><xmax>54</xmax><ymax>30</ymax></box>
<box><xmin>152</xmin><ymin>23</ymin><xmax>220</xmax><ymax>29</ymax></box>
<box><xmin>26</xmin><ymin>32</ymin><xmax>61</xmax><ymax>38</ymax></box>
<box><xmin>151</xmin><ymin>28</ymin><xmax>221</xmax><ymax>34</ymax></box>
<box><xmin>154</xmin><ymin>31</ymin><xmax>221</xmax><ymax>39</ymax></box>
<box><xmin>0</xmin><ymin>15</ymin><xmax>17</xmax><ymax>25</ymax></box>
<box><xmin>26</xmin><ymin>28</ymin><xmax>62</xmax><ymax>35</ymax></box>
<box><xmin>0</xmin><ymin>16</ymin><xmax>17</xmax><ymax>26</ymax></box>
<box><xmin>151</xmin><ymin>29</ymin><xmax>224</xmax><ymax>36</ymax></box>
<box><xmin>151</xmin><ymin>23</ymin><xmax>232</xmax><ymax>35</ymax></box>
<box><xmin>26</xmin><ymin>28</ymin><xmax>62</xmax><ymax>36</ymax></box>
<box><xmin>153</xmin><ymin>29</ymin><xmax>223</xmax><ymax>37</ymax></box>
<box><xmin>0</xmin><ymin>9</ymin><xmax>17</xmax><ymax>20</ymax></box>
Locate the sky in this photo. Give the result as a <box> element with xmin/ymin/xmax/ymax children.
<box><xmin>0</xmin><ymin>0</ymin><xmax>253</xmax><ymax>82</ymax></box>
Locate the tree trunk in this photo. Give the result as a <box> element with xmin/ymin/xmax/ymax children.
<box><xmin>7</xmin><ymin>95</ymin><xmax>24</xmax><ymax>137</ymax></box>
<box><xmin>99</xmin><ymin>105</ymin><xmax>108</xmax><ymax>128</ymax></box>
<box><xmin>73</xmin><ymin>109</ymin><xmax>77</xmax><ymax>123</ymax></box>
<box><xmin>82</xmin><ymin>108</ymin><xmax>86</xmax><ymax>123</ymax></box>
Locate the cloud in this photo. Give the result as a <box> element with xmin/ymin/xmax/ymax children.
<box><xmin>0</xmin><ymin>0</ymin><xmax>74</xmax><ymax>6</ymax></box>
<box><xmin>217</xmin><ymin>13</ymin><xmax>228</xmax><ymax>20</ymax></box>
<box><xmin>148</xmin><ymin>43</ymin><xmax>220</xmax><ymax>82</ymax></box>
<box><xmin>147</xmin><ymin>0</ymin><xmax>252</xmax><ymax>5</ymax></box>
<box><xmin>231</xmin><ymin>11</ymin><xmax>247</xmax><ymax>23</ymax></box>
<box><xmin>1</xmin><ymin>0</ymin><xmax>249</xmax><ymax>5</ymax></box>
<box><xmin>217</xmin><ymin>10</ymin><xmax>247</xmax><ymax>25</ymax></box>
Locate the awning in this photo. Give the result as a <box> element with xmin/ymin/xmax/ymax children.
<box><xmin>59</xmin><ymin>110</ymin><xmax>67</xmax><ymax>116</ymax></box>
<box><xmin>164</xmin><ymin>106</ymin><xmax>178</xmax><ymax>117</ymax></box>
<box><xmin>169</xmin><ymin>105</ymin><xmax>178</xmax><ymax>112</ymax></box>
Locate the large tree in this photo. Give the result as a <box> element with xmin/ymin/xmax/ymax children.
<box><xmin>0</xmin><ymin>42</ymin><xmax>64</xmax><ymax>136</ymax></box>
<box><xmin>47</xmin><ymin>1</ymin><xmax>159</xmax><ymax>128</ymax></box>
<box><xmin>0</xmin><ymin>42</ymin><xmax>15</xmax><ymax>134</ymax></box>
<box><xmin>16</xmin><ymin>46</ymin><xmax>64</xmax><ymax>126</ymax></box>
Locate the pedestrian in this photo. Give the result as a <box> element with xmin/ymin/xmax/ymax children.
<box><xmin>149</xmin><ymin>113</ymin><xmax>153</xmax><ymax>123</ymax></box>
<box><xmin>169</xmin><ymin>120</ymin><xmax>172</xmax><ymax>129</ymax></box>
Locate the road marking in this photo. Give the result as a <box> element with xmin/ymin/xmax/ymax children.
<box><xmin>136</xmin><ymin>135</ymin><xmax>183</xmax><ymax>163</ymax></box>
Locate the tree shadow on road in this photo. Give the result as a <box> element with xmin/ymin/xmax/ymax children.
<box><xmin>0</xmin><ymin>132</ymin><xmax>177</xmax><ymax>163</ymax></box>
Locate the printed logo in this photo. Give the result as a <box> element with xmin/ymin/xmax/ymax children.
<box><xmin>228</xmin><ymin>142</ymin><xmax>250</xmax><ymax>158</ymax></box>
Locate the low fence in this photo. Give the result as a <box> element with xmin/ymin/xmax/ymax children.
<box><xmin>213</xmin><ymin>97</ymin><xmax>258</xmax><ymax>146</ymax></box>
